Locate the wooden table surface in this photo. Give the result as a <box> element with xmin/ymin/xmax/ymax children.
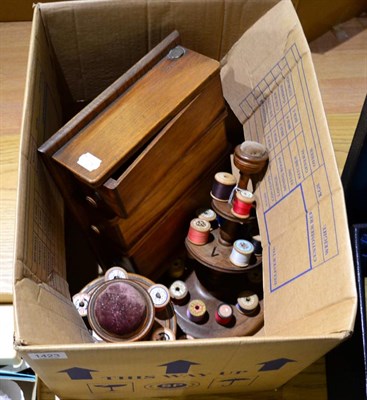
<box><xmin>0</xmin><ymin>16</ymin><xmax>366</xmax><ymax>400</ymax></box>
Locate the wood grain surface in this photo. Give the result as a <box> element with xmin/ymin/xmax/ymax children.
<box><xmin>52</xmin><ymin>48</ymin><xmax>220</xmax><ymax>186</ymax></box>
<box><xmin>1</xmin><ymin>15</ymin><xmax>366</xmax><ymax>399</ymax></box>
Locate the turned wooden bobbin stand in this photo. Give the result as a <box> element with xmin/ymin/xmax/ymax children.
<box><xmin>211</xmin><ymin>140</ymin><xmax>269</xmax><ymax>247</ymax></box>
<box><xmin>174</xmin><ymin>140</ymin><xmax>269</xmax><ymax>339</ymax></box>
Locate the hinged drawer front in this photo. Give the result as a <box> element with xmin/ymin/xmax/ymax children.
<box><xmin>124</xmin><ymin>148</ymin><xmax>232</xmax><ymax>278</ymax></box>
<box><xmin>99</xmin><ymin>75</ymin><xmax>226</xmax><ymax>218</ymax></box>
<box><xmin>52</xmin><ymin>47</ymin><xmax>220</xmax><ymax>187</ymax></box>
<box><xmin>90</xmin><ymin>115</ymin><xmax>229</xmax><ymax>251</ymax></box>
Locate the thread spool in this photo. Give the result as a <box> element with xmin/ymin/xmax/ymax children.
<box><xmin>104</xmin><ymin>266</ymin><xmax>128</xmax><ymax>281</ymax></box>
<box><xmin>231</xmin><ymin>189</ymin><xmax>254</xmax><ymax>219</ymax></box>
<box><xmin>187</xmin><ymin>299</ymin><xmax>207</xmax><ymax>323</ymax></box>
<box><xmin>229</xmin><ymin>239</ymin><xmax>254</xmax><ymax>267</ymax></box>
<box><xmin>251</xmin><ymin>235</ymin><xmax>262</xmax><ymax>256</ymax></box>
<box><xmin>187</xmin><ymin>218</ymin><xmax>211</xmax><ymax>245</ymax></box>
<box><xmin>215</xmin><ymin>303</ymin><xmax>233</xmax><ymax>326</ymax></box>
<box><xmin>148</xmin><ymin>284</ymin><xmax>170</xmax><ymax>311</ymax></box>
<box><xmin>168</xmin><ymin>258</ymin><xmax>186</xmax><ymax>279</ymax></box>
<box><xmin>236</xmin><ymin>291</ymin><xmax>259</xmax><ymax>315</ymax></box>
<box><xmin>196</xmin><ymin>208</ymin><xmax>218</xmax><ymax>230</ymax></box>
<box><xmin>178</xmin><ymin>334</ymin><xmax>195</xmax><ymax>340</ymax></box>
<box><xmin>248</xmin><ymin>267</ymin><xmax>263</xmax><ymax>285</ymax></box>
<box><xmin>72</xmin><ymin>293</ymin><xmax>90</xmax><ymax>317</ymax></box>
<box><xmin>210</xmin><ymin>172</ymin><xmax>237</xmax><ymax>202</ymax></box>
<box><xmin>151</xmin><ymin>327</ymin><xmax>176</xmax><ymax>341</ymax></box>
<box><xmin>169</xmin><ymin>280</ymin><xmax>189</xmax><ymax>304</ymax></box>
<box><xmin>92</xmin><ymin>331</ymin><xmax>103</xmax><ymax>342</ymax></box>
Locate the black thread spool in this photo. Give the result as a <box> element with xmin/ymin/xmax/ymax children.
<box><xmin>210</xmin><ymin>172</ymin><xmax>237</xmax><ymax>202</ymax></box>
<box><xmin>251</xmin><ymin>235</ymin><xmax>263</xmax><ymax>256</ymax></box>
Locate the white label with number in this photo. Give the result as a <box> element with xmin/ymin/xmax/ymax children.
<box><xmin>28</xmin><ymin>352</ymin><xmax>68</xmax><ymax>360</ymax></box>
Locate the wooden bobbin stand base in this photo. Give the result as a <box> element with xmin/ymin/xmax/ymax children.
<box><xmin>173</xmin><ymin>266</ymin><xmax>263</xmax><ymax>339</ymax></box>
<box><xmin>177</xmin><ymin>224</ymin><xmax>263</xmax><ymax>338</ymax></box>
<box><xmin>169</xmin><ymin>140</ymin><xmax>268</xmax><ymax>339</ymax></box>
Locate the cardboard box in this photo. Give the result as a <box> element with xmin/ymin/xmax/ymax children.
<box><xmin>13</xmin><ymin>0</ymin><xmax>357</xmax><ymax>398</ymax></box>
<box><xmin>2</xmin><ymin>0</ymin><xmax>366</xmax><ymax>42</ymax></box>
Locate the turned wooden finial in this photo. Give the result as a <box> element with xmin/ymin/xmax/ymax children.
<box><xmin>234</xmin><ymin>141</ymin><xmax>268</xmax><ymax>190</ymax></box>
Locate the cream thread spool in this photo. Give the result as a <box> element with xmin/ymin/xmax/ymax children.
<box><xmin>151</xmin><ymin>327</ymin><xmax>176</xmax><ymax>341</ymax></box>
<box><xmin>169</xmin><ymin>280</ymin><xmax>189</xmax><ymax>304</ymax></box>
<box><xmin>187</xmin><ymin>299</ymin><xmax>207</xmax><ymax>323</ymax></box>
<box><xmin>231</xmin><ymin>189</ymin><xmax>255</xmax><ymax>219</ymax></box>
<box><xmin>104</xmin><ymin>266</ymin><xmax>128</xmax><ymax>281</ymax></box>
<box><xmin>187</xmin><ymin>218</ymin><xmax>211</xmax><ymax>245</ymax></box>
<box><xmin>148</xmin><ymin>284</ymin><xmax>170</xmax><ymax>311</ymax></box>
<box><xmin>236</xmin><ymin>291</ymin><xmax>259</xmax><ymax>315</ymax></box>
<box><xmin>196</xmin><ymin>208</ymin><xmax>218</xmax><ymax>230</ymax></box>
<box><xmin>210</xmin><ymin>172</ymin><xmax>237</xmax><ymax>202</ymax></box>
<box><xmin>230</xmin><ymin>239</ymin><xmax>254</xmax><ymax>267</ymax></box>
<box><xmin>72</xmin><ymin>293</ymin><xmax>90</xmax><ymax>317</ymax></box>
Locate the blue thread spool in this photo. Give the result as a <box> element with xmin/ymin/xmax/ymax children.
<box><xmin>229</xmin><ymin>239</ymin><xmax>254</xmax><ymax>267</ymax></box>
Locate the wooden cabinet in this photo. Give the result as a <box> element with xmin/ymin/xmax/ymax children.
<box><xmin>39</xmin><ymin>31</ymin><xmax>230</xmax><ymax>278</ymax></box>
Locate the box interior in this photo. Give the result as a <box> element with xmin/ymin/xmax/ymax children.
<box><xmin>14</xmin><ymin>0</ymin><xmax>357</xmax><ymax>348</ymax></box>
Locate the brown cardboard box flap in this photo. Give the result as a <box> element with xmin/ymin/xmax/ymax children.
<box><xmin>14</xmin><ymin>276</ymin><xmax>93</xmax><ymax>345</ymax></box>
<box><xmin>221</xmin><ymin>0</ymin><xmax>356</xmax><ymax>336</ymax></box>
<box><xmin>38</xmin><ymin>0</ymin><xmax>281</xmax><ymax>103</ymax></box>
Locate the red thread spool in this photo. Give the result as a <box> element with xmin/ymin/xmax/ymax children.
<box><xmin>187</xmin><ymin>218</ymin><xmax>211</xmax><ymax>245</ymax></box>
<box><xmin>215</xmin><ymin>303</ymin><xmax>233</xmax><ymax>326</ymax></box>
<box><xmin>231</xmin><ymin>189</ymin><xmax>255</xmax><ymax>219</ymax></box>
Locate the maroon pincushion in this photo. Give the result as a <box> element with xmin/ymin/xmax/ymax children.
<box><xmin>94</xmin><ymin>281</ymin><xmax>147</xmax><ymax>336</ymax></box>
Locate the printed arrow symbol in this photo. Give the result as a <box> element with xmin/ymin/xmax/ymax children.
<box><xmin>58</xmin><ymin>367</ymin><xmax>98</xmax><ymax>380</ymax></box>
<box><xmin>159</xmin><ymin>360</ymin><xmax>200</xmax><ymax>374</ymax></box>
<box><xmin>258</xmin><ymin>358</ymin><xmax>295</xmax><ymax>371</ymax></box>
